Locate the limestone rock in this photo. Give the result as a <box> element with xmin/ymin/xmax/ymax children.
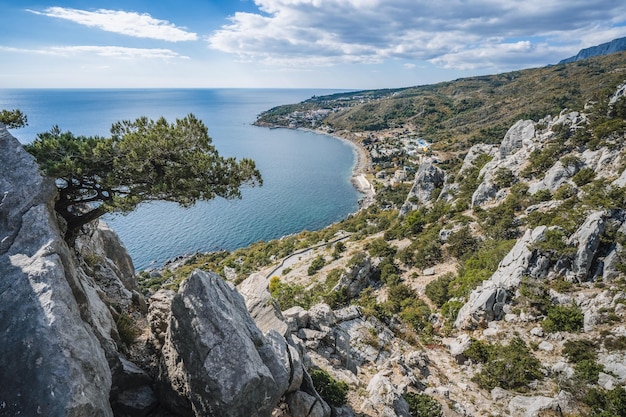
<box><xmin>567</xmin><ymin>211</ymin><xmax>605</xmax><ymax>282</ymax></box>
<box><xmin>159</xmin><ymin>270</ymin><xmax>287</xmax><ymax>417</ymax></box>
<box><xmin>499</xmin><ymin>120</ymin><xmax>536</xmax><ymax>159</ymax></box>
<box><xmin>508</xmin><ymin>391</ymin><xmax>575</xmax><ymax>417</ymax></box>
<box><xmin>400</xmin><ymin>159</ymin><xmax>445</xmax><ymax>215</ymax></box>
<box><xmin>0</xmin><ymin>126</ymin><xmax>114</xmax><ymax>416</ymax></box>
<box><xmin>148</xmin><ymin>289</ymin><xmax>176</xmax><ymax>350</ymax></box>
<box><xmin>361</xmin><ymin>372</ymin><xmax>411</xmax><ymax>417</ymax></box>
<box><xmin>286</xmin><ymin>390</ymin><xmax>331</xmax><ymax>417</ymax></box>
<box><xmin>455</xmin><ymin>227</ymin><xmax>547</xmax><ymax>329</ymax></box>
<box><xmin>332</xmin><ymin>256</ymin><xmax>374</xmax><ymax>299</ymax></box>
<box><xmin>239</xmin><ymin>272</ymin><xmax>289</xmax><ymax>336</ymax></box>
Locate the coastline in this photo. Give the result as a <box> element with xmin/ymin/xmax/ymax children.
<box><xmin>300</xmin><ymin>127</ymin><xmax>376</xmax><ymax>209</ymax></box>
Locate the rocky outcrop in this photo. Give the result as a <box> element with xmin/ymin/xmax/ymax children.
<box><xmin>158</xmin><ymin>270</ymin><xmax>289</xmax><ymax>417</ymax></box>
<box><xmin>400</xmin><ymin>159</ymin><xmax>445</xmax><ymax>215</ymax></box>
<box><xmin>455</xmin><ymin>226</ymin><xmax>548</xmax><ymax>329</ymax></box>
<box><xmin>0</xmin><ymin>125</ymin><xmax>115</xmax><ymax>416</ymax></box>
<box><xmin>567</xmin><ymin>211</ymin><xmax>606</xmax><ymax>282</ymax></box>
<box><xmin>332</xmin><ymin>255</ymin><xmax>375</xmax><ymax>299</ymax></box>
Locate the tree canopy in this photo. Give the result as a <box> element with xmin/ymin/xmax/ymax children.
<box><xmin>24</xmin><ymin>113</ymin><xmax>262</xmax><ymax>238</ymax></box>
<box><xmin>0</xmin><ymin>109</ymin><xmax>28</xmax><ymax>129</ymax></box>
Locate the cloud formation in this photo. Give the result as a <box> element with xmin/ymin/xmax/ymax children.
<box><xmin>208</xmin><ymin>0</ymin><xmax>626</xmax><ymax>70</ymax></box>
<box><xmin>0</xmin><ymin>45</ymin><xmax>186</xmax><ymax>59</ymax></box>
<box><xmin>30</xmin><ymin>7</ymin><xmax>198</xmax><ymax>42</ymax></box>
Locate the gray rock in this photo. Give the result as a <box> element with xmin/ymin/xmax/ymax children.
<box><xmin>400</xmin><ymin>159</ymin><xmax>445</xmax><ymax>215</ymax></box>
<box><xmin>283</xmin><ymin>306</ymin><xmax>310</xmax><ymax>331</ymax></box>
<box><xmin>0</xmin><ymin>126</ymin><xmax>115</xmax><ymax>417</ymax></box>
<box><xmin>538</xmin><ymin>341</ymin><xmax>554</xmax><ymax>352</ymax></box>
<box><xmin>308</xmin><ymin>303</ymin><xmax>337</xmax><ymax>330</ymax></box>
<box><xmin>361</xmin><ymin>372</ymin><xmax>411</xmax><ymax>417</ymax></box>
<box><xmin>239</xmin><ymin>272</ymin><xmax>289</xmax><ymax>336</ymax></box>
<box><xmin>530</xmin><ymin>327</ymin><xmax>544</xmax><ymax>337</ymax></box>
<box><xmin>527</xmin><ymin>160</ymin><xmax>577</xmax><ymax>195</ymax></box>
<box><xmin>491</xmin><ymin>387</ymin><xmax>510</xmax><ymax>401</ymax></box>
<box><xmin>159</xmin><ymin>270</ymin><xmax>287</xmax><ymax>417</ymax></box>
<box><xmin>445</xmin><ymin>334</ymin><xmax>471</xmax><ymax>364</ymax></box>
<box><xmin>598</xmin><ymin>372</ymin><xmax>618</xmax><ymax>390</ymax></box>
<box><xmin>567</xmin><ymin>211</ymin><xmax>606</xmax><ymax>282</ymax></box>
<box><xmin>509</xmin><ymin>391</ymin><xmax>575</xmax><ymax>417</ymax></box>
<box><xmin>500</xmin><ymin>120</ymin><xmax>536</xmax><ymax>159</ymax></box>
<box><xmin>332</xmin><ymin>256</ymin><xmax>374</xmax><ymax>299</ymax></box>
<box><xmin>148</xmin><ymin>289</ymin><xmax>176</xmax><ymax>350</ymax></box>
<box><xmin>286</xmin><ymin>390</ymin><xmax>331</xmax><ymax>417</ymax></box>
<box><xmin>455</xmin><ymin>226</ymin><xmax>547</xmax><ymax>329</ymax></box>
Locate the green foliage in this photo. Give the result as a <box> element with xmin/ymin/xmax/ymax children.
<box><xmin>446</xmin><ymin>226</ymin><xmax>478</xmax><ymax>259</ymax></box>
<box><xmin>448</xmin><ymin>239</ymin><xmax>515</xmax><ymax>299</ymax></box>
<box><xmin>309</xmin><ymin>369</ymin><xmax>349</xmax><ymax>407</ymax></box>
<box><xmin>583</xmin><ymin>385</ymin><xmax>626</xmax><ymax>417</ymax></box>
<box><xmin>404</xmin><ymin>392</ymin><xmax>443</xmax><ymax>417</ymax></box>
<box><xmin>366</xmin><ymin>238</ymin><xmax>397</xmax><ymax>258</ymax></box>
<box><xmin>440</xmin><ymin>299</ymin><xmax>464</xmax><ymax>322</ymax></box>
<box><xmin>530</xmin><ymin>189</ymin><xmax>552</xmax><ymax>204</ymax></box>
<box><xmin>308</xmin><ymin>255</ymin><xmax>326</xmax><ymax>275</ymax></box>
<box><xmin>269</xmin><ymin>277</ymin><xmax>311</xmax><ymax>310</ymax></box>
<box><xmin>463</xmin><ymin>339</ymin><xmax>493</xmax><ymax>363</ymax></box>
<box><xmin>604</xmin><ymin>335</ymin><xmax>626</xmax><ymax>351</ymax></box>
<box><xmin>518</xmin><ymin>276</ymin><xmax>550</xmax><ymax>314</ymax></box>
<box><xmin>574</xmin><ymin>359</ymin><xmax>604</xmax><ymax>384</ymax></box>
<box><xmin>531</xmin><ymin>228</ymin><xmax>576</xmax><ymax>260</ymax></box>
<box><xmin>0</xmin><ymin>109</ymin><xmax>28</xmax><ymax>129</ymax></box>
<box><xmin>116</xmin><ymin>312</ymin><xmax>139</xmax><ymax>348</ymax></box>
<box><xmin>553</xmin><ymin>183</ymin><xmax>578</xmax><ymax>200</ymax></box>
<box><xmin>493</xmin><ymin>167</ymin><xmax>516</xmax><ymax>188</ymax></box>
<box><xmin>471</xmin><ymin>337</ymin><xmax>543</xmax><ymax>392</ymax></box>
<box><xmin>542</xmin><ymin>304</ymin><xmax>584</xmax><ymax>333</ymax></box>
<box><xmin>455</xmin><ymin>153</ymin><xmax>492</xmax><ymax>206</ymax></box>
<box><xmin>563</xmin><ymin>339</ymin><xmax>597</xmax><ymax>363</ymax></box>
<box><xmin>572</xmin><ymin>167</ymin><xmax>596</xmax><ymax>186</ymax></box>
<box><xmin>333</xmin><ymin>241</ymin><xmax>346</xmax><ymax>258</ymax></box>
<box><xmin>25</xmin><ymin>115</ymin><xmax>262</xmax><ymax>237</ymax></box>
<box><xmin>425</xmin><ymin>273</ymin><xmax>454</xmax><ymax>307</ymax></box>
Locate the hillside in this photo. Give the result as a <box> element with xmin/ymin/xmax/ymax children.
<box><xmin>5</xmin><ymin>50</ymin><xmax>626</xmax><ymax>417</ymax></box>
<box><xmin>256</xmin><ymin>52</ymin><xmax>626</xmax><ymax>151</ymax></box>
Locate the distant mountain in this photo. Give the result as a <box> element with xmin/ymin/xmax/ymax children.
<box><xmin>559</xmin><ymin>36</ymin><xmax>626</xmax><ymax>64</ymax></box>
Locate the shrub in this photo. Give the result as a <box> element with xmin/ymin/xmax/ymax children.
<box><xmin>446</xmin><ymin>226</ymin><xmax>478</xmax><ymax>259</ymax></box>
<box><xmin>332</xmin><ymin>241</ymin><xmax>346</xmax><ymax>258</ymax></box>
<box><xmin>425</xmin><ymin>273</ymin><xmax>454</xmax><ymax>307</ymax></box>
<box><xmin>583</xmin><ymin>385</ymin><xmax>626</xmax><ymax>416</ymax></box>
<box><xmin>542</xmin><ymin>304</ymin><xmax>584</xmax><ymax>333</ymax></box>
<box><xmin>116</xmin><ymin>312</ymin><xmax>139</xmax><ymax>347</ymax></box>
<box><xmin>574</xmin><ymin>359</ymin><xmax>604</xmax><ymax>384</ymax></box>
<box><xmin>604</xmin><ymin>335</ymin><xmax>626</xmax><ymax>351</ymax></box>
<box><xmin>563</xmin><ymin>339</ymin><xmax>597</xmax><ymax>362</ymax></box>
<box><xmin>572</xmin><ymin>167</ymin><xmax>596</xmax><ymax>186</ymax></box>
<box><xmin>463</xmin><ymin>339</ymin><xmax>492</xmax><ymax>364</ymax></box>
<box><xmin>367</xmin><ymin>238</ymin><xmax>397</xmax><ymax>258</ymax></box>
<box><xmin>405</xmin><ymin>392</ymin><xmax>443</xmax><ymax>417</ymax></box>
<box><xmin>310</xmin><ymin>369</ymin><xmax>349</xmax><ymax>407</ymax></box>
<box><xmin>530</xmin><ymin>189</ymin><xmax>552</xmax><ymax>204</ymax></box>
<box><xmin>308</xmin><ymin>255</ymin><xmax>325</xmax><ymax>275</ymax></box>
<box><xmin>493</xmin><ymin>167</ymin><xmax>516</xmax><ymax>188</ymax></box>
<box><xmin>471</xmin><ymin>337</ymin><xmax>543</xmax><ymax>392</ymax></box>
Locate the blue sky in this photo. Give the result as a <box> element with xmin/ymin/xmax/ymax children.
<box><xmin>2</xmin><ymin>0</ymin><xmax>626</xmax><ymax>89</ymax></box>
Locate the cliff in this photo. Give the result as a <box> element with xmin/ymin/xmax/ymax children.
<box><xmin>559</xmin><ymin>36</ymin><xmax>626</xmax><ymax>64</ymax></box>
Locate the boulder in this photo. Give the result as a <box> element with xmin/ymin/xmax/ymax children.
<box><xmin>158</xmin><ymin>270</ymin><xmax>288</xmax><ymax>417</ymax></box>
<box><xmin>499</xmin><ymin>120</ymin><xmax>536</xmax><ymax>159</ymax></box>
<box><xmin>400</xmin><ymin>159</ymin><xmax>445</xmax><ymax>215</ymax></box>
<box><xmin>361</xmin><ymin>372</ymin><xmax>411</xmax><ymax>417</ymax></box>
<box><xmin>147</xmin><ymin>289</ymin><xmax>176</xmax><ymax>350</ymax></box>
<box><xmin>508</xmin><ymin>391</ymin><xmax>575</xmax><ymax>417</ymax></box>
<box><xmin>567</xmin><ymin>211</ymin><xmax>605</xmax><ymax>282</ymax></box>
<box><xmin>332</xmin><ymin>256</ymin><xmax>374</xmax><ymax>299</ymax></box>
<box><xmin>0</xmin><ymin>126</ymin><xmax>114</xmax><ymax>416</ymax></box>
<box><xmin>239</xmin><ymin>272</ymin><xmax>289</xmax><ymax>336</ymax></box>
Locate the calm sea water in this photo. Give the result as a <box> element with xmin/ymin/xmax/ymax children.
<box><xmin>1</xmin><ymin>89</ymin><xmax>361</xmax><ymax>270</ymax></box>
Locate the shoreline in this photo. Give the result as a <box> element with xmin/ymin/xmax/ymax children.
<box><xmin>299</xmin><ymin>127</ymin><xmax>376</xmax><ymax>210</ymax></box>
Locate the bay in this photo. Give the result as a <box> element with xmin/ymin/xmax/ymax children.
<box><xmin>1</xmin><ymin>89</ymin><xmax>361</xmax><ymax>270</ymax></box>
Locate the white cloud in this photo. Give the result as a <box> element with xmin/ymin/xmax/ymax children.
<box><xmin>0</xmin><ymin>45</ymin><xmax>187</xmax><ymax>59</ymax></box>
<box><xmin>29</xmin><ymin>7</ymin><xmax>198</xmax><ymax>42</ymax></box>
<box><xmin>207</xmin><ymin>0</ymin><xmax>626</xmax><ymax>70</ymax></box>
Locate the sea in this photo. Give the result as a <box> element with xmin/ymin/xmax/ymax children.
<box><xmin>1</xmin><ymin>89</ymin><xmax>362</xmax><ymax>270</ymax></box>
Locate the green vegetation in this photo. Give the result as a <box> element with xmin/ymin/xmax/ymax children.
<box><xmin>25</xmin><ymin>114</ymin><xmax>261</xmax><ymax>239</ymax></box>
<box><xmin>404</xmin><ymin>392</ymin><xmax>442</xmax><ymax>417</ymax></box>
<box><xmin>542</xmin><ymin>304</ymin><xmax>584</xmax><ymax>333</ymax></box>
<box><xmin>0</xmin><ymin>109</ymin><xmax>28</xmax><ymax>129</ymax></box>
<box><xmin>308</xmin><ymin>255</ymin><xmax>326</xmax><ymax>275</ymax></box>
<box><xmin>465</xmin><ymin>337</ymin><xmax>543</xmax><ymax>391</ymax></box>
<box><xmin>309</xmin><ymin>368</ymin><xmax>349</xmax><ymax>407</ymax></box>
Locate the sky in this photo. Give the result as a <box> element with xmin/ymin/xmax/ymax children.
<box><xmin>1</xmin><ymin>1</ymin><xmax>626</xmax><ymax>89</ymax></box>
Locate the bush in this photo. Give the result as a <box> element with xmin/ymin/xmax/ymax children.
<box><xmin>310</xmin><ymin>369</ymin><xmax>348</xmax><ymax>407</ymax></box>
<box><xmin>404</xmin><ymin>392</ymin><xmax>442</xmax><ymax>417</ymax></box>
<box><xmin>425</xmin><ymin>273</ymin><xmax>454</xmax><ymax>307</ymax></box>
<box><xmin>583</xmin><ymin>385</ymin><xmax>626</xmax><ymax>416</ymax></box>
<box><xmin>471</xmin><ymin>337</ymin><xmax>543</xmax><ymax>392</ymax></box>
<box><xmin>446</xmin><ymin>226</ymin><xmax>478</xmax><ymax>259</ymax></box>
<box><xmin>572</xmin><ymin>167</ymin><xmax>596</xmax><ymax>186</ymax></box>
<box><xmin>574</xmin><ymin>359</ymin><xmax>604</xmax><ymax>384</ymax></box>
<box><xmin>563</xmin><ymin>339</ymin><xmax>597</xmax><ymax>363</ymax></box>
<box><xmin>542</xmin><ymin>304</ymin><xmax>584</xmax><ymax>333</ymax></box>
<box><xmin>308</xmin><ymin>255</ymin><xmax>325</xmax><ymax>275</ymax></box>
<box><xmin>116</xmin><ymin>312</ymin><xmax>139</xmax><ymax>347</ymax></box>
<box><xmin>367</xmin><ymin>238</ymin><xmax>397</xmax><ymax>258</ymax></box>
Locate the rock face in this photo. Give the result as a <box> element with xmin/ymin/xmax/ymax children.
<box><xmin>0</xmin><ymin>125</ymin><xmax>114</xmax><ymax>416</ymax></box>
<box><xmin>400</xmin><ymin>158</ymin><xmax>445</xmax><ymax>215</ymax></box>
<box><xmin>559</xmin><ymin>36</ymin><xmax>626</xmax><ymax>64</ymax></box>
<box><xmin>455</xmin><ymin>226</ymin><xmax>548</xmax><ymax>329</ymax></box>
<box><xmin>159</xmin><ymin>270</ymin><xmax>288</xmax><ymax>417</ymax></box>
